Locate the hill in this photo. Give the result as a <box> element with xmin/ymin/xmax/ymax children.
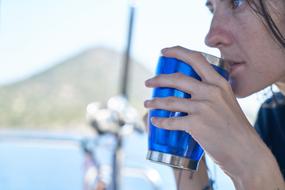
<box><xmin>0</xmin><ymin>47</ymin><xmax>153</xmax><ymax>128</ymax></box>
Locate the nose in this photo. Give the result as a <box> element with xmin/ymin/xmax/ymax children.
<box><xmin>204</xmin><ymin>14</ymin><xmax>233</xmax><ymax>48</ymax></box>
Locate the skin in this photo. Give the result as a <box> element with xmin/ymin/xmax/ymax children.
<box><xmin>144</xmin><ymin>0</ymin><xmax>285</xmax><ymax>189</ymax></box>
<box><xmin>143</xmin><ymin>111</ymin><xmax>211</xmax><ymax>190</ymax></box>
<box><xmin>173</xmin><ymin>158</ymin><xmax>209</xmax><ymax>190</ymax></box>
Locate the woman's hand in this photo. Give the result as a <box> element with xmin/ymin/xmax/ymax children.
<box><xmin>143</xmin><ymin>112</ymin><xmax>211</xmax><ymax>190</ymax></box>
<box><xmin>144</xmin><ymin>46</ymin><xmax>283</xmax><ymax>189</ymax></box>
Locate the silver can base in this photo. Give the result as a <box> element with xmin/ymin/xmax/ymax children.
<box><xmin>146</xmin><ymin>150</ymin><xmax>199</xmax><ymax>171</ymax></box>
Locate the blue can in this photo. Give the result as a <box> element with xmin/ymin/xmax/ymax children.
<box><xmin>147</xmin><ymin>55</ymin><xmax>229</xmax><ymax>170</ymax></box>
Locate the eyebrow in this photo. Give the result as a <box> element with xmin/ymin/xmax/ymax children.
<box><xmin>205</xmin><ymin>0</ymin><xmax>214</xmax><ymax>13</ymax></box>
<box><xmin>205</xmin><ymin>0</ymin><xmax>212</xmax><ymax>6</ymax></box>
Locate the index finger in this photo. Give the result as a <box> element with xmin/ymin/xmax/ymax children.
<box><xmin>161</xmin><ymin>46</ymin><xmax>225</xmax><ymax>84</ymax></box>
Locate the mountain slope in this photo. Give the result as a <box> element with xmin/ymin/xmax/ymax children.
<box><xmin>0</xmin><ymin>47</ymin><xmax>152</xmax><ymax>128</ymax></box>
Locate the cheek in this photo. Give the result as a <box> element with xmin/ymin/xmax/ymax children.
<box><xmin>231</xmin><ymin>24</ymin><xmax>285</xmax><ymax>96</ymax></box>
<box><xmin>231</xmin><ymin>55</ymin><xmax>285</xmax><ymax>98</ymax></box>
<box><xmin>226</xmin><ymin>6</ymin><xmax>285</xmax><ymax>97</ymax></box>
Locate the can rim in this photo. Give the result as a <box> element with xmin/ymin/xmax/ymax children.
<box><xmin>146</xmin><ymin>150</ymin><xmax>201</xmax><ymax>171</ymax></box>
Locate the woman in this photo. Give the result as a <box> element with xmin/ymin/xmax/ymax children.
<box><xmin>144</xmin><ymin>0</ymin><xmax>285</xmax><ymax>189</ymax></box>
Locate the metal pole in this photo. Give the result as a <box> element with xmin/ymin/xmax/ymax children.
<box><xmin>111</xmin><ymin>134</ymin><xmax>122</xmax><ymax>190</ymax></box>
<box><xmin>120</xmin><ymin>3</ymin><xmax>136</xmax><ymax>99</ymax></box>
<box><xmin>113</xmin><ymin>2</ymin><xmax>136</xmax><ymax>190</ymax></box>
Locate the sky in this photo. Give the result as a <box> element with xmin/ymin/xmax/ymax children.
<box><xmin>0</xmin><ymin>0</ymin><xmax>214</xmax><ymax>85</ymax></box>
<box><xmin>0</xmin><ymin>0</ymin><xmax>263</xmax><ymax>122</ymax></box>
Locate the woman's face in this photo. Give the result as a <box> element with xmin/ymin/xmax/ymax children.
<box><xmin>204</xmin><ymin>0</ymin><xmax>285</xmax><ymax>97</ymax></box>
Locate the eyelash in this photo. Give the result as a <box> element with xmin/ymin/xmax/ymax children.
<box><xmin>207</xmin><ymin>0</ymin><xmax>245</xmax><ymax>13</ymax></box>
<box><xmin>231</xmin><ymin>0</ymin><xmax>245</xmax><ymax>9</ymax></box>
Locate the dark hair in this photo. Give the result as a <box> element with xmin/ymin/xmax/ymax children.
<box><xmin>249</xmin><ymin>0</ymin><xmax>285</xmax><ymax>47</ymax></box>
<box><xmin>248</xmin><ymin>0</ymin><xmax>285</xmax><ymax>105</ymax></box>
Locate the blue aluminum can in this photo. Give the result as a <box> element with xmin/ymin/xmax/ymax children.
<box><xmin>147</xmin><ymin>55</ymin><xmax>229</xmax><ymax>170</ymax></box>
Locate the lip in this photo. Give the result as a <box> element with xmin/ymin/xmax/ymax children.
<box><xmin>227</xmin><ymin>61</ymin><xmax>246</xmax><ymax>76</ymax></box>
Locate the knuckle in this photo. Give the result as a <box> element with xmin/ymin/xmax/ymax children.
<box><xmin>192</xmin><ymin>101</ymin><xmax>210</xmax><ymax>115</ymax></box>
<box><xmin>210</xmin><ymin>85</ymin><xmax>223</xmax><ymax>97</ymax></box>
<box><xmin>173</xmin><ymin>72</ymin><xmax>185</xmax><ymax>80</ymax></box>
<box><xmin>155</xmin><ymin>75</ymin><xmax>164</xmax><ymax>83</ymax></box>
<box><xmin>160</xmin><ymin>118</ymin><xmax>170</xmax><ymax>128</ymax></box>
<box><xmin>165</xmin><ymin>96</ymin><xmax>176</xmax><ymax>106</ymax></box>
<box><xmin>222</xmin><ymin>81</ymin><xmax>232</xmax><ymax>91</ymax></box>
<box><xmin>192</xmin><ymin>80</ymin><xmax>202</xmax><ymax>92</ymax></box>
<box><xmin>218</xmin><ymin>77</ymin><xmax>230</xmax><ymax>88</ymax></box>
<box><xmin>198</xmin><ymin>101</ymin><xmax>209</xmax><ymax>112</ymax></box>
<box><xmin>186</xmin><ymin>99</ymin><xmax>196</xmax><ymax>113</ymax></box>
<box><xmin>152</xmin><ymin>98</ymin><xmax>160</xmax><ymax>106</ymax></box>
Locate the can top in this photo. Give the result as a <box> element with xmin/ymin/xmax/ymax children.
<box><xmin>201</xmin><ymin>52</ymin><xmax>230</xmax><ymax>73</ymax></box>
<box><xmin>157</xmin><ymin>53</ymin><xmax>230</xmax><ymax>80</ymax></box>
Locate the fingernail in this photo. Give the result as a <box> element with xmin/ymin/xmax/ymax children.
<box><xmin>161</xmin><ymin>48</ymin><xmax>169</xmax><ymax>54</ymax></box>
<box><xmin>144</xmin><ymin>100</ymin><xmax>151</xmax><ymax>107</ymax></box>
<box><xmin>145</xmin><ymin>79</ymin><xmax>152</xmax><ymax>86</ymax></box>
<box><xmin>151</xmin><ymin>117</ymin><xmax>158</xmax><ymax>125</ymax></box>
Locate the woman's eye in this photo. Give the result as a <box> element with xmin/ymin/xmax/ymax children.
<box><xmin>232</xmin><ymin>0</ymin><xmax>245</xmax><ymax>9</ymax></box>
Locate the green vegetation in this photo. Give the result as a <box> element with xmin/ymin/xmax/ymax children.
<box><xmin>0</xmin><ymin>48</ymin><xmax>152</xmax><ymax>128</ymax></box>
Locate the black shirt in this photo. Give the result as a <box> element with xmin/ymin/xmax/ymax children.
<box><xmin>254</xmin><ymin>93</ymin><xmax>285</xmax><ymax>179</ymax></box>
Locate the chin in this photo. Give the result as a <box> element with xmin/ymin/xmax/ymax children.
<box><xmin>230</xmin><ymin>79</ymin><xmax>256</xmax><ymax>98</ymax></box>
<box><xmin>231</xmin><ymin>76</ymin><xmax>275</xmax><ymax>98</ymax></box>
<box><xmin>234</xmin><ymin>92</ymin><xmax>251</xmax><ymax>98</ymax></box>
<box><xmin>232</xmin><ymin>88</ymin><xmax>250</xmax><ymax>98</ymax></box>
